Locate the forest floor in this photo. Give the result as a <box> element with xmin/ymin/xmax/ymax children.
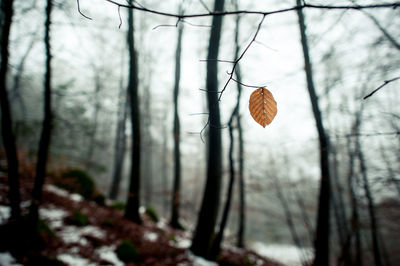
<box><xmin>0</xmin><ymin>171</ymin><xmax>281</xmax><ymax>266</ymax></box>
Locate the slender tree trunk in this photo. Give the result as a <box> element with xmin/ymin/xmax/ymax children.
<box><xmin>170</xmin><ymin>9</ymin><xmax>184</xmax><ymax>229</ymax></box>
<box><xmin>142</xmin><ymin>85</ymin><xmax>152</xmax><ymax>206</ymax></box>
<box><xmin>296</xmin><ymin>1</ymin><xmax>331</xmax><ymax>265</ymax></box>
<box><xmin>162</xmin><ymin>111</ymin><xmax>169</xmax><ymax>217</ymax></box>
<box><xmin>86</xmin><ymin>75</ymin><xmax>101</xmax><ymax>169</ymax></box>
<box><xmin>354</xmin><ymin>112</ymin><xmax>382</xmax><ymax>266</ymax></box>
<box><xmin>190</xmin><ymin>0</ymin><xmax>225</xmax><ymax>258</ymax></box>
<box><xmin>124</xmin><ymin>0</ymin><xmax>141</xmax><ymax>224</ymax></box>
<box><xmin>0</xmin><ymin>0</ymin><xmax>21</xmax><ymax>221</ymax></box>
<box><xmin>29</xmin><ymin>0</ymin><xmax>53</xmax><ymax>228</ymax></box>
<box><xmin>109</xmin><ymin>86</ymin><xmax>128</xmax><ymax>200</ymax></box>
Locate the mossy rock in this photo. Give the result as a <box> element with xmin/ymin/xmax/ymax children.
<box><xmin>145</xmin><ymin>205</ymin><xmax>159</xmax><ymax>222</ymax></box>
<box><xmin>116</xmin><ymin>239</ymin><xmax>140</xmax><ymax>263</ymax></box>
<box><xmin>67</xmin><ymin>210</ymin><xmax>89</xmax><ymax>226</ymax></box>
<box><xmin>55</xmin><ymin>168</ymin><xmax>95</xmax><ymax>199</ymax></box>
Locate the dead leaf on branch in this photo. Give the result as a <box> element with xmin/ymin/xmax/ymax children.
<box><xmin>249</xmin><ymin>87</ymin><xmax>277</xmax><ymax>128</ymax></box>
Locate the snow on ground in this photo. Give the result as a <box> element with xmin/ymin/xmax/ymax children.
<box><xmin>58</xmin><ymin>253</ymin><xmax>96</xmax><ymax>266</ymax></box>
<box><xmin>143</xmin><ymin>231</ymin><xmax>159</xmax><ymax>242</ymax></box>
<box><xmin>0</xmin><ymin>205</ymin><xmax>11</xmax><ymax>224</ymax></box>
<box><xmin>251</xmin><ymin>242</ymin><xmax>313</xmax><ymax>266</ymax></box>
<box><xmin>96</xmin><ymin>246</ymin><xmax>124</xmax><ymax>266</ymax></box>
<box><xmin>44</xmin><ymin>185</ymin><xmax>83</xmax><ymax>202</ymax></box>
<box><xmin>156</xmin><ymin>218</ymin><xmax>167</xmax><ymax>229</ymax></box>
<box><xmin>59</xmin><ymin>225</ymin><xmax>106</xmax><ymax>246</ymax></box>
<box><xmin>171</xmin><ymin>236</ymin><xmax>191</xmax><ymax>249</ymax></box>
<box><xmin>40</xmin><ymin>207</ymin><xmax>69</xmax><ymax>229</ymax></box>
<box><xmin>0</xmin><ymin>252</ymin><xmax>22</xmax><ymax>266</ymax></box>
<box><xmin>185</xmin><ymin>251</ymin><xmax>218</xmax><ymax>266</ymax></box>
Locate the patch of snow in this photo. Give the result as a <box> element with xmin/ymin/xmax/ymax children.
<box><xmin>59</xmin><ymin>225</ymin><xmax>105</xmax><ymax>246</ymax></box>
<box><xmin>157</xmin><ymin>218</ymin><xmax>167</xmax><ymax>229</ymax></box>
<box><xmin>139</xmin><ymin>206</ymin><xmax>145</xmax><ymax>214</ymax></box>
<box><xmin>0</xmin><ymin>252</ymin><xmax>22</xmax><ymax>266</ymax></box>
<box><xmin>173</xmin><ymin>236</ymin><xmax>191</xmax><ymax>249</ymax></box>
<box><xmin>143</xmin><ymin>231</ymin><xmax>158</xmax><ymax>242</ymax></box>
<box><xmin>45</xmin><ymin>184</ymin><xmax>70</xmax><ymax>197</ymax></box>
<box><xmin>58</xmin><ymin>254</ymin><xmax>96</xmax><ymax>266</ymax></box>
<box><xmin>0</xmin><ymin>205</ymin><xmax>11</xmax><ymax>224</ymax></box>
<box><xmin>251</xmin><ymin>242</ymin><xmax>313</xmax><ymax>266</ymax></box>
<box><xmin>70</xmin><ymin>194</ymin><xmax>83</xmax><ymax>202</ymax></box>
<box><xmin>40</xmin><ymin>207</ymin><xmax>68</xmax><ymax>229</ymax></box>
<box><xmin>96</xmin><ymin>246</ymin><xmax>124</xmax><ymax>266</ymax></box>
<box><xmin>45</xmin><ymin>185</ymin><xmax>83</xmax><ymax>202</ymax></box>
<box><xmin>187</xmin><ymin>251</ymin><xmax>218</xmax><ymax>266</ymax></box>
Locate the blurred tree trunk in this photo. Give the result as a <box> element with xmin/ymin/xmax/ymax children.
<box><xmin>162</xmin><ymin>111</ymin><xmax>169</xmax><ymax>217</ymax></box>
<box><xmin>190</xmin><ymin>0</ymin><xmax>225</xmax><ymax>258</ymax></box>
<box><xmin>142</xmin><ymin>84</ymin><xmax>152</xmax><ymax>206</ymax></box>
<box><xmin>170</xmin><ymin>4</ymin><xmax>184</xmax><ymax>229</ymax></box>
<box><xmin>85</xmin><ymin>74</ymin><xmax>101</xmax><ymax>169</ymax></box>
<box><xmin>0</xmin><ymin>0</ymin><xmax>21</xmax><ymax>221</ymax></box>
<box><xmin>29</xmin><ymin>0</ymin><xmax>53</xmax><ymax>228</ymax></box>
<box><xmin>353</xmin><ymin>105</ymin><xmax>382</xmax><ymax>266</ymax></box>
<box><xmin>296</xmin><ymin>1</ymin><xmax>331</xmax><ymax>265</ymax></box>
<box><xmin>124</xmin><ymin>0</ymin><xmax>142</xmax><ymax>224</ymax></box>
<box><xmin>109</xmin><ymin>84</ymin><xmax>128</xmax><ymax>200</ymax></box>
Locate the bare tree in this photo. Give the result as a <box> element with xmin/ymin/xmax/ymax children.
<box><xmin>170</xmin><ymin>1</ymin><xmax>185</xmax><ymax>230</ymax></box>
<box><xmin>0</xmin><ymin>0</ymin><xmax>21</xmax><ymax>221</ymax></box>
<box><xmin>296</xmin><ymin>0</ymin><xmax>331</xmax><ymax>264</ymax></box>
<box><xmin>190</xmin><ymin>0</ymin><xmax>225</xmax><ymax>258</ymax></box>
<box><xmin>124</xmin><ymin>0</ymin><xmax>142</xmax><ymax>224</ymax></box>
<box><xmin>28</xmin><ymin>0</ymin><xmax>54</xmax><ymax>229</ymax></box>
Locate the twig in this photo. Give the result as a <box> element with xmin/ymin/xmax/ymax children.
<box><xmin>77</xmin><ymin>0</ymin><xmax>92</xmax><ymax>20</ymax></box>
<box><xmin>118</xmin><ymin>5</ymin><xmax>122</xmax><ymax>28</ymax></box>
<box><xmin>363</xmin><ymin>76</ymin><xmax>400</xmax><ymax>99</ymax></box>
<box><xmin>218</xmin><ymin>15</ymin><xmax>266</xmax><ymax>102</ymax></box>
<box><xmin>231</xmin><ymin>77</ymin><xmax>267</xmax><ymax>88</ymax></box>
<box><xmin>102</xmin><ymin>0</ymin><xmax>400</xmax><ymax>19</ymax></box>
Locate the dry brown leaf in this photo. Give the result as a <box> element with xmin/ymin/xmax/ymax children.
<box><xmin>249</xmin><ymin>87</ymin><xmax>277</xmax><ymax>128</ymax></box>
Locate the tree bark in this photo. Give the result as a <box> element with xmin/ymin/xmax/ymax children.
<box><xmin>124</xmin><ymin>0</ymin><xmax>141</xmax><ymax>224</ymax></box>
<box><xmin>170</xmin><ymin>6</ymin><xmax>184</xmax><ymax>229</ymax></box>
<box><xmin>190</xmin><ymin>0</ymin><xmax>225</xmax><ymax>258</ymax></box>
<box><xmin>0</xmin><ymin>0</ymin><xmax>21</xmax><ymax>221</ymax></box>
<box><xmin>29</xmin><ymin>0</ymin><xmax>53</xmax><ymax>228</ymax></box>
<box><xmin>296</xmin><ymin>1</ymin><xmax>331</xmax><ymax>265</ymax></box>
<box><xmin>109</xmin><ymin>85</ymin><xmax>128</xmax><ymax>200</ymax></box>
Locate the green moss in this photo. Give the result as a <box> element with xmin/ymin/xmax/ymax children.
<box><xmin>110</xmin><ymin>201</ymin><xmax>126</xmax><ymax>210</ymax></box>
<box><xmin>145</xmin><ymin>205</ymin><xmax>159</xmax><ymax>222</ymax></box>
<box><xmin>102</xmin><ymin>219</ymin><xmax>114</xmax><ymax>228</ymax></box>
<box><xmin>37</xmin><ymin>219</ymin><xmax>56</xmax><ymax>239</ymax></box>
<box><xmin>68</xmin><ymin>210</ymin><xmax>89</xmax><ymax>226</ymax></box>
<box><xmin>116</xmin><ymin>239</ymin><xmax>140</xmax><ymax>263</ymax></box>
<box><xmin>55</xmin><ymin>168</ymin><xmax>95</xmax><ymax>199</ymax></box>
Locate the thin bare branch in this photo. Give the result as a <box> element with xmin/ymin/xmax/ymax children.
<box><xmin>363</xmin><ymin>76</ymin><xmax>400</xmax><ymax>99</ymax></box>
<box><xmin>231</xmin><ymin>77</ymin><xmax>267</xmax><ymax>88</ymax></box>
<box><xmin>118</xmin><ymin>5</ymin><xmax>122</xmax><ymax>28</ymax></box>
<box><xmin>102</xmin><ymin>0</ymin><xmax>400</xmax><ymax>19</ymax></box>
<box><xmin>77</xmin><ymin>0</ymin><xmax>92</xmax><ymax>20</ymax></box>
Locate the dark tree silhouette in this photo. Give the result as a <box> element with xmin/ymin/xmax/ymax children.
<box><xmin>28</xmin><ymin>0</ymin><xmax>54</xmax><ymax>228</ymax></box>
<box><xmin>0</xmin><ymin>0</ymin><xmax>21</xmax><ymax>221</ymax></box>
<box><xmin>190</xmin><ymin>0</ymin><xmax>225</xmax><ymax>258</ymax></box>
<box><xmin>296</xmin><ymin>0</ymin><xmax>331</xmax><ymax>265</ymax></box>
<box><xmin>170</xmin><ymin>2</ymin><xmax>185</xmax><ymax>230</ymax></box>
<box><xmin>124</xmin><ymin>0</ymin><xmax>142</xmax><ymax>224</ymax></box>
<box><xmin>109</xmin><ymin>81</ymin><xmax>128</xmax><ymax>200</ymax></box>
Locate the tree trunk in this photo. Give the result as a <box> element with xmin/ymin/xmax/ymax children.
<box><xmin>124</xmin><ymin>0</ymin><xmax>141</xmax><ymax>224</ymax></box>
<box><xmin>29</xmin><ymin>0</ymin><xmax>53</xmax><ymax>228</ymax></box>
<box><xmin>354</xmin><ymin>110</ymin><xmax>382</xmax><ymax>266</ymax></box>
<box><xmin>190</xmin><ymin>0</ymin><xmax>225</xmax><ymax>258</ymax></box>
<box><xmin>296</xmin><ymin>1</ymin><xmax>331</xmax><ymax>265</ymax></box>
<box><xmin>170</xmin><ymin>8</ymin><xmax>184</xmax><ymax>229</ymax></box>
<box><xmin>0</xmin><ymin>0</ymin><xmax>21</xmax><ymax>221</ymax></box>
<box><xmin>109</xmin><ymin>85</ymin><xmax>128</xmax><ymax>200</ymax></box>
